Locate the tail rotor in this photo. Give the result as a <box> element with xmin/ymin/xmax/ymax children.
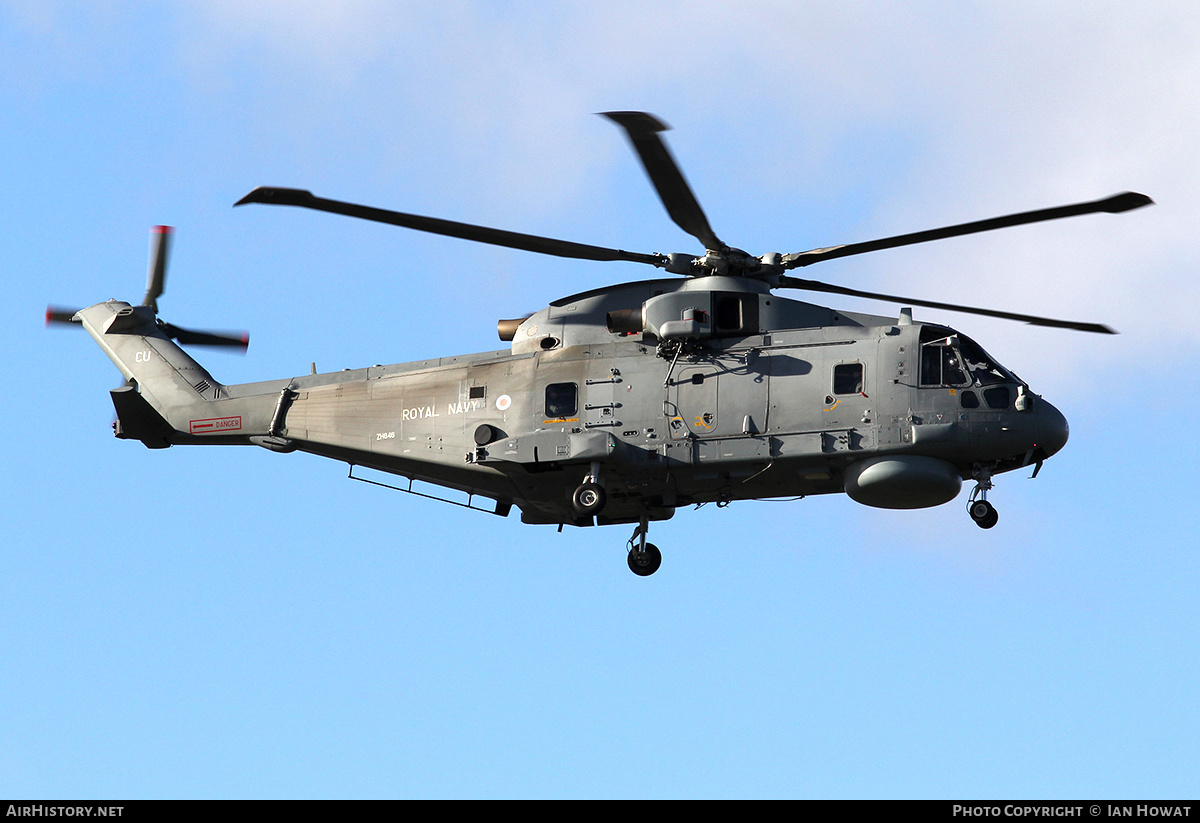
<box><xmin>47</xmin><ymin>226</ymin><xmax>249</xmax><ymax>352</ymax></box>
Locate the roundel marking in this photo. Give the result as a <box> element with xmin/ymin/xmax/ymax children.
<box><xmin>495</xmin><ymin>394</ymin><xmax>512</xmax><ymax>411</ymax></box>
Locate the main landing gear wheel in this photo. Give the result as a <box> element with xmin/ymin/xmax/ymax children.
<box><xmin>572</xmin><ymin>481</ymin><xmax>607</xmax><ymax>516</ymax></box>
<box><xmin>969</xmin><ymin>499</ymin><xmax>999</xmax><ymax>529</ymax></box>
<box><xmin>626</xmin><ymin>516</ymin><xmax>661</xmax><ymax>576</ymax></box>
<box><xmin>627</xmin><ymin>543</ymin><xmax>662</xmax><ymax>576</ymax></box>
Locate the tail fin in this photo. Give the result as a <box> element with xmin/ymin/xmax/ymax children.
<box><xmin>52</xmin><ymin>226</ymin><xmax>262</xmax><ymax>448</ymax></box>
<box><xmin>77</xmin><ymin>301</ymin><xmax>227</xmax><ymax>445</ymax></box>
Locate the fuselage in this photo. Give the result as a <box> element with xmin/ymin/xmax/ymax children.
<box><xmin>77</xmin><ymin>275</ymin><xmax>1069</xmax><ymax>529</ymax></box>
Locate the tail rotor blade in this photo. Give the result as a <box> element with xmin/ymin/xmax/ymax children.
<box><xmin>142</xmin><ymin>225</ymin><xmax>173</xmax><ymax>312</ymax></box>
<box><xmin>46</xmin><ymin>305</ymin><xmax>82</xmax><ymax>326</ymax></box>
<box><xmin>160</xmin><ymin>321</ymin><xmax>250</xmax><ymax>352</ymax></box>
<box><xmin>49</xmin><ymin>226</ymin><xmax>250</xmax><ymax>352</ymax></box>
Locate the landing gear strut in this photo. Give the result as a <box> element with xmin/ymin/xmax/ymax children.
<box><xmin>968</xmin><ymin>468</ymin><xmax>999</xmax><ymax>529</ymax></box>
<box><xmin>626</xmin><ymin>516</ymin><xmax>662</xmax><ymax>576</ymax></box>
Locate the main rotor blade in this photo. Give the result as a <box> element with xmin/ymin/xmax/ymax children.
<box><xmin>600</xmin><ymin>111</ymin><xmax>725</xmax><ymax>252</ymax></box>
<box><xmin>782</xmin><ymin>192</ymin><xmax>1153</xmax><ymax>269</ymax></box>
<box><xmin>775</xmin><ymin>274</ymin><xmax>1116</xmax><ymax>334</ymax></box>
<box><xmin>142</xmin><ymin>225</ymin><xmax>173</xmax><ymax>312</ymax></box>
<box><xmin>235</xmin><ymin>187</ymin><xmax>665</xmax><ymax>267</ymax></box>
<box><xmin>160</xmin><ymin>321</ymin><xmax>250</xmax><ymax>351</ymax></box>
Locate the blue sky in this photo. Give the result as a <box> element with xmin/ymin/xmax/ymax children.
<box><xmin>3</xmin><ymin>1</ymin><xmax>1198</xmax><ymax>798</ymax></box>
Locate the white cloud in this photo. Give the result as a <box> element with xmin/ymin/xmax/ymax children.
<box><xmin>157</xmin><ymin>1</ymin><xmax>1200</xmax><ymax>386</ymax></box>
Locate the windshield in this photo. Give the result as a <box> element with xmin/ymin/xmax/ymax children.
<box><xmin>919</xmin><ymin>326</ymin><xmax>1016</xmax><ymax>387</ymax></box>
<box><xmin>957</xmin><ymin>335</ymin><xmax>1015</xmax><ymax>386</ymax></box>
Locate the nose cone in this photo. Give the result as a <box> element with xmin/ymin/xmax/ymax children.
<box><xmin>1038</xmin><ymin>399</ymin><xmax>1070</xmax><ymax>458</ymax></box>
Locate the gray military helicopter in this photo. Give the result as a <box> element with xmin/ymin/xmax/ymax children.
<box><xmin>50</xmin><ymin>112</ymin><xmax>1150</xmax><ymax>575</ymax></box>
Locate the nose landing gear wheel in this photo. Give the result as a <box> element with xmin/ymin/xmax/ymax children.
<box><xmin>967</xmin><ymin>468</ymin><xmax>998</xmax><ymax>529</ymax></box>
<box><xmin>627</xmin><ymin>543</ymin><xmax>662</xmax><ymax>576</ymax></box>
<box><xmin>969</xmin><ymin>499</ymin><xmax>999</xmax><ymax>529</ymax></box>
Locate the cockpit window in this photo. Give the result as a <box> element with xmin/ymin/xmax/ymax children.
<box><xmin>919</xmin><ymin>328</ymin><xmax>968</xmax><ymax>387</ymax></box>
<box><xmin>984</xmin><ymin>386</ymin><xmax>1011</xmax><ymax>409</ymax></box>
<box><xmin>924</xmin><ymin>345</ymin><xmax>966</xmax><ymax>386</ymax></box>
<box><xmin>920</xmin><ymin>327</ymin><xmax>1014</xmax><ymax>388</ymax></box>
<box><xmin>958</xmin><ymin>336</ymin><xmax>1014</xmax><ymax>386</ymax></box>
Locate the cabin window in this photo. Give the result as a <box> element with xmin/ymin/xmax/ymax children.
<box><xmin>960</xmin><ymin>390</ymin><xmax>980</xmax><ymax>409</ymax></box>
<box><xmin>833</xmin><ymin>363</ymin><xmax>864</xmax><ymax>395</ymax></box>
<box><xmin>469</xmin><ymin>385</ymin><xmax>486</xmax><ymax>400</ymax></box>
<box><xmin>544</xmin><ymin>382</ymin><xmax>578</xmax><ymax>418</ymax></box>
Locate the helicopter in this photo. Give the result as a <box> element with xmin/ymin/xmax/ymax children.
<box><xmin>49</xmin><ymin>111</ymin><xmax>1151</xmax><ymax>576</ymax></box>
